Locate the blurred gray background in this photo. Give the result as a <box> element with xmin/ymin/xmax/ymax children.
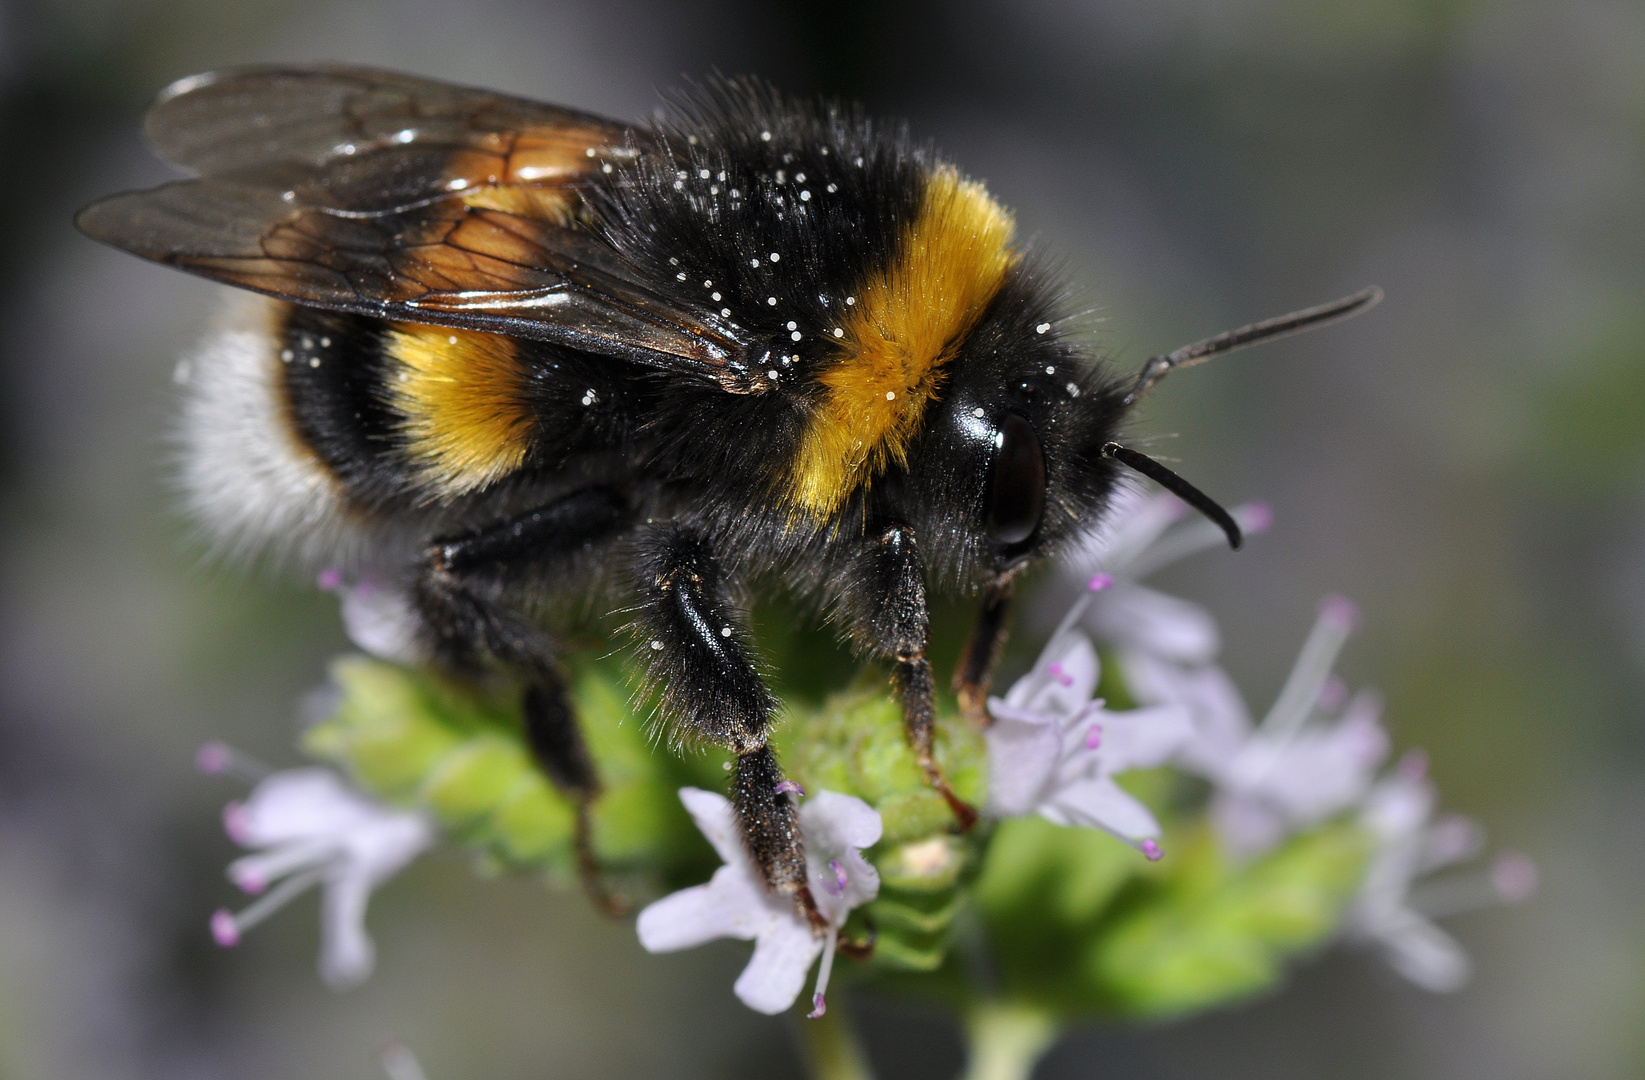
<box><xmin>1</xmin><ymin>0</ymin><xmax>1642</xmax><ymax>1077</ymax></box>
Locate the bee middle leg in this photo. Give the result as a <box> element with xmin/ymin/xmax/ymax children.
<box><xmin>630</xmin><ymin>524</ymin><xmax>823</xmax><ymax>927</ymax></box>
<box><xmin>412</xmin><ymin>487</ymin><xmax>629</xmax><ymax>914</ymax></box>
<box><xmin>850</xmin><ymin>524</ymin><xmax>978</xmax><ymax>830</ymax></box>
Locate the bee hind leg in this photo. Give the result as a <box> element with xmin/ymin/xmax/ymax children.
<box><xmin>413</xmin><ymin>487</ymin><xmax>630</xmax><ymax>915</ymax></box>
<box><xmin>952</xmin><ymin>577</ymin><xmax>1015</xmax><ymax>727</ymax></box>
<box><xmin>630</xmin><ymin>524</ymin><xmax>824</xmax><ymax>928</ymax></box>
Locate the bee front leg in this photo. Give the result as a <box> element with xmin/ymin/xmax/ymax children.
<box><xmin>953</xmin><ymin>577</ymin><xmax>1015</xmax><ymax>727</ymax></box>
<box><xmin>631</xmin><ymin>525</ymin><xmax>822</xmax><ymax>927</ymax></box>
<box><xmin>413</xmin><ymin>487</ymin><xmax>629</xmax><ymax>914</ymax></box>
<box><xmin>851</xmin><ymin>524</ymin><xmax>978</xmax><ymax>831</ymax></box>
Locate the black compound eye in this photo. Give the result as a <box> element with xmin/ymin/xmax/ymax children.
<box><xmin>987</xmin><ymin>414</ymin><xmax>1045</xmax><ymax>545</ymax></box>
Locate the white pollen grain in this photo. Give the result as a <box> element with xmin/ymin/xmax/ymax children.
<box><xmin>761</xmin><ymin>131</ymin><xmax>771</xmax><ymax>141</ymax></box>
<box><xmin>1046</xmin><ymin>366</ymin><xmax>1056</xmax><ymax>375</ymax></box>
<box><xmin>650</xmin><ymin>640</ymin><xmax>664</xmax><ymax>650</ymax></box>
<box><xmin>845</xmin><ymin>296</ymin><xmax>856</xmax><ymax>305</ymax></box>
<box><xmin>280</xmin><ymin>349</ymin><xmax>293</xmax><ymax>362</ymax></box>
<box><xmin>677</xmin><ymin>170</ymin><xmax>688</xmax><ymax>180</ymax></box>
<box><xmin>585</xmin><ymin>147</ymin><xmax>596</xmax><ymax>157</ymax></box>
<box><xmin>309</xmin><ymin>357</ymin><xmax>321</xmax><ymax>368</ymax></box>
<box><xmin>833</xmin><ymin>328</ymin><xmax>844</xmax><ymax>337</ymax></box>
<box><xmin>791</xmin><ymin>331</ymin><xmax>802</xmax><ymax>341</ymax></box>
<box><xmin>602</xmin><ymin>163</ymin><xmax>613</xmax><ymax>173</ymax></box>
<box><xmin>730</xmin><ymin>188</ymin><xmax>740</xmax><ymax>198</ymax></box>
<box><xmin>973</xmin><ymin>407</ymin><xmax>986</xmax><ymax>418</ymax></box>
<box><xmin>751</xmin><ymin>258</ymin><xmax>760</xmax><ymax>267</ymax></box>
<box><xmin>786</xmin><ymin>321</ymin><xmax>797</xmax><ymax>330</ymax></box>
<box><xmin>826</xmin><ymin>183</ymin><xmax>837</xmax><ymax>192</ymax></box>
<box><xmin>716</xmin><ymin>171</ymin><xmax>726</xmax><ymax>181</ymax></box>
<box><xmin>711</xmin><ymin>291</ymin><xmax>721</xmax><ymax>301</ymax></box>
<box><xmin>698</xmin><ymin>169</ymin><xmax>711</xmax><ymax>179</ymax></box>
<box><xmin>1036</xmin><ymin>322</ymin><xmax>1051</xmax><ymax>334</ymax></box>
<box><xmin>721</xmin><ymin>308</ymin><xmax>731</xmax><ymax>317</ymax></box>
<box><xmin>768</xmin><ymin>369</ymin><xmax>779</xmax><ymax>380</ymax></box>
<box><xmin>769</xmin><ymin>252</ymin><xmax>780</xmax><ymax>262</ymax></box>
<box><xmin>673</xmin><ymin>180</ymin><xmax>683</xmax><ymax>190</ymax></box>
<box><xmin>775</xmin><ymin>170</ymin><xmax>786</xmax><ymax>183</ymax></box>
<box><xmin>669</xmin><ymin>257</ymin><xmax>679</xmax><ymax>265</ymax></box>
<box><xmin>853</xmin><ymin>156</ymin><xmax>863</xmax><ymax>166</ymax></box>
<box><xmin>677</xmin><ymin>272</ymin><xmax>687</xmax><ymax>281</ymax></box>
<box><xmin>704</xmin><ymin>280</ymin><xmax>712</xmax><ymax>287</ymax></box>
<box><xmin>720</xmin><ymin>626</ymin><xmax>732</xmax><ymax>638</ymax></box>
<box><xmin>320</xmin><ymin>337</ymin><xmax>331</xmax><ymax>348</ymax></box>
<box><xmin>768</xmin><ymin>296</ymin><xmax>778</xmax><ymax>305</ymax></box>
<box><xmin>1066</xmin><ymin>382</ymin><xmax>1081</xmax><ymax>397</ymax></box>
<box><xmin>687</xmin><ymin>135</ymin><xmax>698</xmax><ymax>145</ymax></box>
<box><xmin>886</xmin><ymin>391</ymin><xmax>896</xmax><ymax>400</ymax></box>
<box><xmin>800</xmin><ymin>190</ymin><xmax>811</xmax><ymax>201</ymax></box>
<box><xmin>448</xmin><ymin>335</ymin><xmax>458</xmax><ymax>345</ymax></box>
<box><xmin>795</xmin><ymin>172</ymin><xmax>806</xmax><ymax>182</ymax></box>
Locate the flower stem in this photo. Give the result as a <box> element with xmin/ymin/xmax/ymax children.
<box><xmin>960</xmin><ymin>1001</ymin><xmax>1060</xmax><ymax>1080</ymax></box>
<box><xmin>796</xmin><ymin>994</ymin><xmax>875</xmax><ymax>1080</ymax></box>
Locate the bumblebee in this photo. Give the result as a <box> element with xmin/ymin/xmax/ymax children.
<box><xmin>77</xmin><ymin>65</ymin><xmax>1377</xmax><ymax>923</ymax></box>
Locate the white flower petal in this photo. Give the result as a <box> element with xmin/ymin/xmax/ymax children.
<box><xmin>235</xmin><ymin>768</ymin><xmax>378</xmax><ymax>845</ymax></box>
<box><xmin>318</xmin><ymin>863</ymin><xmax>377</xmax><ymax>989</ymax></box>
<box><xmin>1122</xmin><ymin>651</ymin><xmax>1252</xmax><ymax>776</ymax></box>
<box><xmin>636</xmin><ymin>866</ymin><xmax>773</xmax><ymax>951</ymax></box>
<box><xmin>1087</xmin><ymin>583</ymin><xmax>1220</xmax><ymax>665</ymax></box>
<box><xmin>733</xmin><ymin>916</ymin><xmax>824</xmax><ymax>1014</ymax></box>
<box><xmin>1041</xmin><ymin>776</ymin><xmax>1162</xmax><ymax>843</ymax></box>
<box><xmin>676</xmin><ymin>787</ymin><xmax>749</xmax><ymax>868</ymax></box>
<box><xmin>800</xmin><ymin>790</ymin><xmax>883</xmax><ymax>854</ymax></box>
<box><xmin>339</xmin><ymin>580</ymin><xmax>424</xmax><ymax>666</ymax></box>
<box><xmin>1375</xmin><ymin>910</ymin><xmax>1472</xmax><ymax>993</ymax></box>
<box><xmin>1083</xmin><ymin>705</ymin><xmax>1191</xmax><ymax>774</ymax></box>
<box><xmin>983</xmin><ymin>709</ymin><xmax>1062</xmax><ymax>817</ymax></box>
<box><xmin>1003</xmin><ymin>632</ymin><xmax>1101</xmax><ymax>715</ymax></box>
<box><xmin>1210</xmin><ymin>792</ymin><xmax>1291</xmax><ymax>860</ymax></box>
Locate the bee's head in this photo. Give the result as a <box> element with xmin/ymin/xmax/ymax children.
<box><xmin>895</xmin><ymin>270</ymin><xmax>1134</xmax><ymax>588</ymax></box>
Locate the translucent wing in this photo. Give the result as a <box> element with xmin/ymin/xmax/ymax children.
<box><xmin>76</xmin><ymin>65</ymin><xmax>769</xmax><ymax>392</ymax></box>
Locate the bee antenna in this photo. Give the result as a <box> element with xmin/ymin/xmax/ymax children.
<box><xmin>1102</xmin><ymin>443</ymin><xmax>1243</xmax><ymax>550</ymax></box>
<box><xmin>1122</xmin><ymin>287</ymin><xmax>1382</xmax><ymax>407</ymax></box>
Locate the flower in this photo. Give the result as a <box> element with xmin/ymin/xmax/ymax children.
<box><xmin>1050</xmin><ymin>484</ymin><xmax>1272</xmax><ymax>666</ymax></box>
<box><xmin>1125</xmin><ymin>595</ymin><xmax>1389</xmax><ymax>858</ymax></box>
<box><xmin>636</xmin><ymin>786</ymin><xmax>881</xmax><ymax>1016</ymax></box>
<box><xmin>1344</xmin><ymin>752</ymin><xmax>1537</xmax><ymax>992</ymax></box>
<box><xmin>207</xmin><ymin>761</ymin><xmax>436</xmax><ymax>989</ymax></box>
<box><xmin>986</xmin><ymin>625</ymin><xmax>1191</xmax><ymax>857</ymax></box>
<box><xmin>319</xmin><ymin>568</ymin><xmax>424</xmax><ymax>666</ymax></box>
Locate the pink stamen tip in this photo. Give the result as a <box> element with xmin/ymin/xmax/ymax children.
<box><xmin>210</xmin><ymin>909</ymin><xmax>240</xmax><ymax>948</ymax></box>
<box><xmin>1319</xmin><ymin>594</ymin><xmax>1360</xmax><ymax>632</ymax></box>
<box><xmin>826</xmin><ymin>858</ymin><xmax>848</xmax><ymax>896</ymax></box>
<box><xmin>1141</xmin><ymin>839</ymin><xmax>1163</xmax><ymax>862</ymax></box>
<box><xmin>1241</xmin><ymin>501</ymin><xmax>1274</xmax><ymax>534</ymax></box>
<box><xmin>317</xmin><ymin>568</ymin><xmax>344</xmax><ymax>591</ymax></box>
<box><xmin>222</xmin><ymin>802</ymin><xmax>251</xmax><ymax>845</ymax></box>
<box><xmin>1087</xmin><ymin>573</ymin><xmax>1115</xmax><ymax>593</ymax></box>
<box><xmin>1317</xmin><ymin>675</ymin><xmax>1348</xmax><ymax>711</ymax></box>
<box><xmin>1491</xmin><ymin>852</ymin><xmax>1538</xmax><ymax>903</ymax></box>
<box><xmin>774</xmin><ymin>780</ymin><xmax>805</xmax><ymax>796</ymax></box>
<box><xmin>1085</xmin><ymin>723</ymin><xmax>1103</xmax><ymax>750</ymax></box>
<box><xmin>195</xmin><ymin>742</ymin><xmax>230</xmax><ymax>774</ymax></box>
<box><xmin>232</xmin><ymin>869</ymin><xmax>267</xmax><ymax>895</ymax></box>
<box><xmin>807</xmin><ymin>992</ymin><xmax>827</xmax><ymax>1019</ymax></box>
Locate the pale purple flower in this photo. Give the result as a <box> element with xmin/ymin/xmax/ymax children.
<box><xmin>986</xmin><ymin>627</ymin><xmax>1191</xmax><ymax>857</ymax></box>
<box><xmin>319</xmin><ymin>569</ymin><xmax>424</xmax><ymax>666</ymax></box>
<box><xmin>636</xmin><ymin>787</ymin><xmax>881</xmax><ymax>1017</ymax></box>
<box><xmin>1345</xmin><ymin>752</ymin><xmax>1537</xmax><ymax>992</ymax></box>
<box><xmin>1052</xmin><ymin>484</ymin><xmax>1272</xmax><ymax>666</ymax></box>
<box><xmin>207</xmin><ymin>761</ymin><xmax>436</xmax><ymax>989</ymax></box>
<box><xmin>1125</xmin><ymin>595</ymin><xmax>1389</xmax><ymax>858</ymax></box>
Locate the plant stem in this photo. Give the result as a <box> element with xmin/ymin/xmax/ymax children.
<box><xmin>797</xmin><ymin>996</ymin><xmax>876</xmax><ymax>1080</ymax></box>
<box><xmin>960</xmin><ymin>1001</ymin><xmax>1060</xmax><ymax>1080</ymax></box>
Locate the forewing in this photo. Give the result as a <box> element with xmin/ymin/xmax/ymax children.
<box><xmin>77</xmin><ymin>65</ymin><xmax>768</xmax><ymax>391</ymax></box>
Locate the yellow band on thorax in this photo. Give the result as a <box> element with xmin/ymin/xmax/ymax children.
<box><xmin>788</xmin><ymin>166</ymin><xmax>1016</xmax><ymax>519</ymax></box>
